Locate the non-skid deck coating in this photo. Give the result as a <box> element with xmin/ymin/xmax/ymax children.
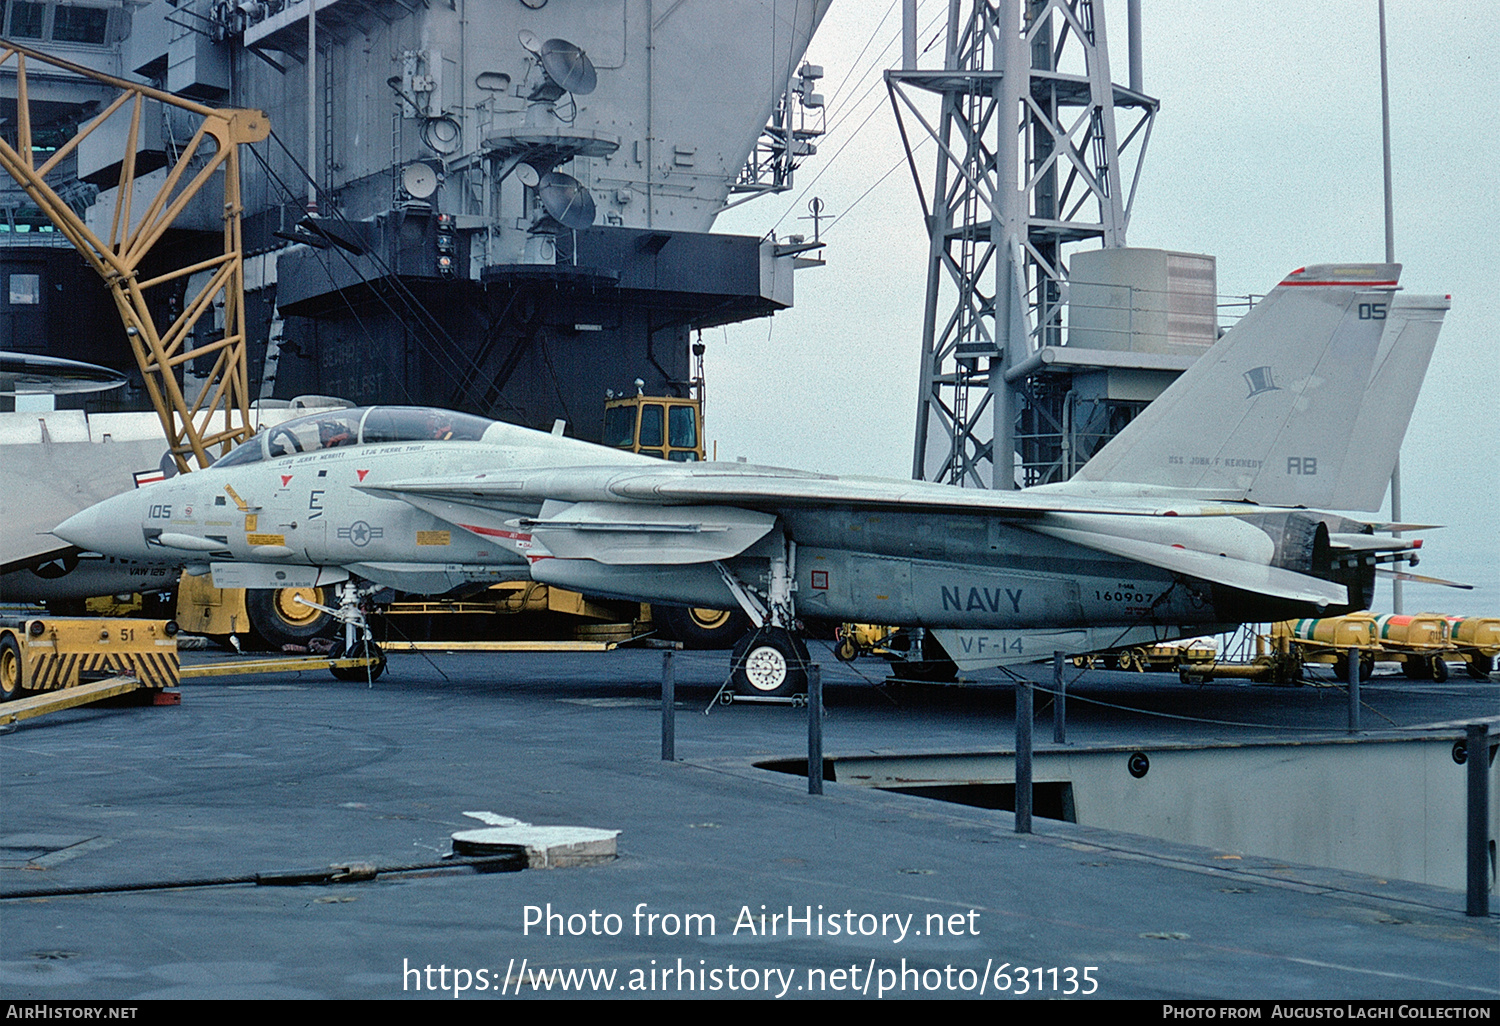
<box><xmin>0</xmin><ymin>648</ymin><xmax>1495</xmax><ymax>1000</ymax></box>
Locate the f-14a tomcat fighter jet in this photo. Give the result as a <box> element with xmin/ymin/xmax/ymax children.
<box><xmin>56</xmin><ymin>265</ymin><xmax>1449</xmax><ymax>694</ymax></box>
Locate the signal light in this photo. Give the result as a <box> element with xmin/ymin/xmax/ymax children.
<box><xmin>435</xmin><ymin>212</ymin><xmax>456</xmax><ymax>277</ymax></box>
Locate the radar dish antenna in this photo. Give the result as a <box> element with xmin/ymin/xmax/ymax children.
<box><xmin>539</xmin><ymin>38</ymin><xmax>597</xmax><ymax>96</ymax></box>
<box><xmin>521</xmin><ymin>35</ymin><xmax>596</xmax><ymax>103</ymax></box>
<box><xmin>536</xmin><ymin>170</ymin><xmax>596</xmax><ymax>229</ymax></box>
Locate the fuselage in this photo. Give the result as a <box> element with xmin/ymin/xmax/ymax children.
<box><xmin>54</xmin><ymin>406</ymin><xmax>1350</xmax><ymax>631</ymax></box>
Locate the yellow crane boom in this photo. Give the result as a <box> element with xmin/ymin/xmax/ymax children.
<box><xmin>0</xmin><ymin>39</ymin><xmax>268</xmax><ymax>471</ymax></box>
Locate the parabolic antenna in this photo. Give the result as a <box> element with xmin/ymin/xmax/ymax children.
<box><xmin>538</xmin><ymin>38</ymin><xmax>597</xmax><ymax>96</ymax></box>
<box><xmin>515</xmin><ymin>162</ymin><xmax>541</xmax><ymax>188</ymax></box>
<box><xmin>536</xmin><ymin>170</ymin><xmax>596</xmax><ymax>229</ymax></box>
<box><xmin>401</xmin><ymin>162</ymin><xmax>439</xmax><ymax>199</ymax></box>
<box><xmin>517</xmin><ymin>29</ymin><xmax>542</xmax><ymax>54</ymax></box>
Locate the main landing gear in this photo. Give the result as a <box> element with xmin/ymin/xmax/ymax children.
<box><xmin>716</xmin><ymin>534</ymin><xmax>812</xmax><ymax>698</ymax></box>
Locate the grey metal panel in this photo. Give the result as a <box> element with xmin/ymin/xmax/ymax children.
<box><xmin>1328</xmin><ymin>295</ymin><xmax>1451</xmax><ymax>511</ymax></box>
<box><xmin>0</xmin><ymin>436</ymin><xmax>166</xmax><ymax>570</ymax></box>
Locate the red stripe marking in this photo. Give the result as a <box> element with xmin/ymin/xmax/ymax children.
<box><xmin>457</xmin><ymin>523</ymin><xmax>532</xmax><ymax>542</ymax></box>
<box><xmin>1278</xmin><ymin>280</ymin><xmax>1398</xmax><ymax>287</ymax></box>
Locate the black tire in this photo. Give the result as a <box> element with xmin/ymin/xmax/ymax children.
<box><xmin>245</xmin><ymin>587</ymin><xmax>339</xmax><ymax>650</ymax></box>
<box><xmin>329</xmin><ymin>638</ymin><xmax>387</xmax><ymax>682</ymax></box>
<box><xmin>729</xmin><ymin>627</ymin><xmax>809</xmax><ymax>697</ymax></box>
<box><xmin>1466</xmin><ymin>653</ymin><xmax>1496</xmax><ymax>680</ymax></box>
<box><xmin>834</xmin><ymin>634</ymin><xmax>859</xmax><ymax>663</ymax></box>
<box><xmin>1429</xmin><ymin>657</ymin><xmax>1449</xmax><ymax>683</ymax></box>
<box><xmin>0</xmin><ymin>635</ymin><xmax>25</xmax><ymax>702</ymax></box>
<box><xmin>1402</xmin><ymin>657</ymin><xmax>1424</xmax><ymax>679</ymax></box>
<box><xmin>653</xmin><ymin>605</ymin><xmax>751</xmax><ymax>650</ymax></box>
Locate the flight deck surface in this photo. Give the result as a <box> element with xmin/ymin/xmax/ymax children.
<box><xmin>0</xmin><ymin>648</ymin><xmax>1495</xmax><ymax>1001</ymax></box>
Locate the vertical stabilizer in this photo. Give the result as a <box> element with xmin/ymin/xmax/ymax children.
<box><xmin>1071</xmin><ymin>264</ymin><xmax>1446</xmax><ymax>511</ymax></box>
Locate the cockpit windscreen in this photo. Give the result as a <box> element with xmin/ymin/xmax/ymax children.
<box><xmin>212</xmin><ymin>407</ymin><xmax>496</xmax><ymax>468</ymax></box>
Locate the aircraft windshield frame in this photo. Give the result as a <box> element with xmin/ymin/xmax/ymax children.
<box><xmin>212</xmin><ymin>407</ymin><xmax>496</xmax><ymax>468</ymax></box>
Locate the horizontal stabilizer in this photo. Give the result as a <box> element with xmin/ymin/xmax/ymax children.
<box><xmin>1375</xmin><ymin>568</ymin><xmax>1473</xmax><ymax>590</ymax></box>
<box><xmin>1030</xmin><ymin>524</ymin><xmax>1348</xmax><ymax>607</ymax></box>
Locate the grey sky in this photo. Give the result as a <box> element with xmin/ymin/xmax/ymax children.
<box><xmin>709</xmin><ymin>0</ymin><xmax>1498</xmax><ymax>615</ymax></box>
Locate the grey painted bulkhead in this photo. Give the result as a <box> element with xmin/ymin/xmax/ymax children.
<box><xmin>828</xmin><ymin>735</ymin><xmax>1499</xmax><ymax>893</ymax></box>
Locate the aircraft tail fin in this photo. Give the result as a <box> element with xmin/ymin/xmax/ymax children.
<box><xmin>1071</xmin><ymin>264</ymin><xmax>1448</xmax><ymax>511</ymax></box>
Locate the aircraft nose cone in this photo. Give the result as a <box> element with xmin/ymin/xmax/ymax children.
<box><xmin>54</xmin><ymin>493</ymin><xmax>147</xmax><ymax>557</ymax></box>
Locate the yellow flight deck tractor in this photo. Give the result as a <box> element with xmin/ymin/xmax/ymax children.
<box><xmin>1070</xmin><ymin>640</ymin><xmax>1221</xmax><ymax>681</ymax></box>
<box><xmin>834</xmin><ymin>624</ymin><xmax>959</xmax><ymax>682</ymax></box>
<box><xmin>175</xmin><ymin>572</ymin><xmax>341</xmax><ymax>650</ymax></box>
<box><xmin>0</xmin><ymin>617</ymin><xmax>180</xmax><ymax>725</ymax></box>
<box><xmin>602</xmin><ymin>389</ymin><xmax>707</xmax><ymax>462</ymax></box>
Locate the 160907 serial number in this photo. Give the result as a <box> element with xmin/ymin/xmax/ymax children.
<box><xmin>1095</xmin><ymin>589</ymin><xmax>1154</xmax><ymax>603</ymax></box>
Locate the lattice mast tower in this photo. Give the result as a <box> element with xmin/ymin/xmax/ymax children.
<box><xmin>889</xmin><ymin>0</ymin><xmax>1154</xmax><ymax>488</ymax></box>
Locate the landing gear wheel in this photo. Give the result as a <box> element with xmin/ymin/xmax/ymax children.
<box><xmin>246</xmin><ymin>586</ymin><xmax>338</xmax><ymax>650</ymax></box>
<box><xmin>653</xmin><ymin>605</ymin><xmax>751</xmax><ymax>650</ymax></box>
<box><xmin>329</xmin><ymin>638</ymin><xmax>386</xmax><ymax>682</ymax></box>
<box><xmin>0</xmin><ymin>635</ymin><xmax>25</xmax><ymax>702</ymax></box>
<box><xmin>730</xmin><ymin>627</ymin><xmax>809</xmax><ymax>698</ymax></box>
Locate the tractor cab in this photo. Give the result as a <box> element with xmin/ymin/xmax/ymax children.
<box><xmin>602</xmin><ymin>393</ymin><xmax>704</xmax><ymax>462</ymax></box>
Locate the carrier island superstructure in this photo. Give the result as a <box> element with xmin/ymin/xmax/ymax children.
<box><xmin>0</xmin><ymin>0</ymin><xmax>831</xmax><ymax>435</ymax></box>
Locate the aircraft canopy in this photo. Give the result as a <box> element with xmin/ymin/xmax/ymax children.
<box><xmin>215</xmin><ymin>407</ymin><xmax>495</xmax><ymax>468</ymax></box>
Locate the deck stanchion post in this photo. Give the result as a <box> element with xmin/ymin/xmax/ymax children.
<box><xmin>661</xmin><ymin>649</ymin><xmax>675</xmax><ymax>761</ymax></box>
<box><xmin>807</xmin><ymin>663</ymin><xmax>823</xmax><ymax>795</ymax></box>
<box><xmin>1016</xmin><ymin>678</ymin><xmax>1033</xmax><ymax>833</ymax></box>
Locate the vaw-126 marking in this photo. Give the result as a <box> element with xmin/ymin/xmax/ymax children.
<box><xmin>56</xmin><ymin>265</ymin><xmax>1450</xmax><ymax>694</ymax></box>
